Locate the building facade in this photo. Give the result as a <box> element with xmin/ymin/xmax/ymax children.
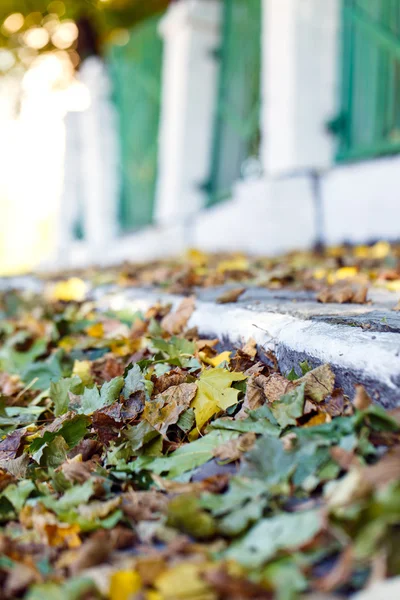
<box><xmin>60</xmin><ymin>0</ymin><xmax>400</xmax><ymax>267</ymax></box>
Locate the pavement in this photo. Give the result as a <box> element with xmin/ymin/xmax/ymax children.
<box><xmin>3</xmin><ymin>276</ymin><xmax>400</xmax><ymax>407</ymax></box>
<box><xmin>96</xmin><ymin>284</ymin><xmax>400</xmax><ymax>408</ymax></box>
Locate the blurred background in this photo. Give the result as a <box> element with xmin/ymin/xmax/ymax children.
<box><xmin>0</xmin><ymin>0</ymin><xmax>399</xmax><ymax>275</ymax></box>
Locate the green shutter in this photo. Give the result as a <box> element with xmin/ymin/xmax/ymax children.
<box><xmin>107</xmin><ymin>15</ymin><xmax>163</xmax><ymax>231</ymax></box>
<box><xmin>337</xmin><ymin>0</ymin><xmax>400</xmax><ymax>161</ymax></box>
<box><xmin>206</xmin><ymin>0</ymin><xmax>262</xmax><ymax>206</ymax></box>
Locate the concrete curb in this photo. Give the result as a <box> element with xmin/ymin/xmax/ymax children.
<box><xmin>97</xmin><ymin>288</ymin><xmax>400</xmax><ymax>408</ymax></box>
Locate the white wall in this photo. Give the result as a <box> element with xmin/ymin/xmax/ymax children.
<box><xmin>322</xmin><ymin>155</ymin><xmax>400</xmax><ymax>245</ymax></box>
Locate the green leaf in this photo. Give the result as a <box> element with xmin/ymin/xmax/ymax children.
<box><xmin>99</xmin><ymin>376</ymin><xmax>124</xmax><ymax>405</ymax></box>
<box><xmin>201</xmin><ymin>477</ymin><xmax>268</xmax><ymax>537</ymax></box>
<box><xmin>226</xmin><ymin>509</ymin><xmax>322</xmax><ymax>567</ymax></box>
<box><xmin>1</xmin><ymin>479</ymin><xmax>35</xmax><ymax>512</ymax></box>
<box><xmin>50</xmin><ymin>376</ymin><xmax>82</xmax><ymax>417</ymax></box>
<box><xmin>130</xmin><ymin>429</ymin><xmax>240</xmax><ymax>479</ymax></box>
<box><xmin>177</xmin><ymin>408</ymin><xmax>196</xmax><ymax>433</ymax></box>
<box><xmin>21</xmin><ymin>351</ymin><xmax>63</xmax><ymax>390</ymax></box>
<box><xmin>167</xmin><ymin>494</ymin><xmax>216</xmax><ymax>539</ymax></box>
<box><xmin>270</xmin><ymin>383</ymin><xmax>305</xmax><ymax>428</ymax></box>
<box><xmin>123</xmin><ymin>364</ymin><xmax>146</xmax><ymax>399</ymax></box>
<box><xmin>210</xmin><ymin>405</ymin><xmax>280</xmax><ymax>436</ymax></box>
<box><xmin>241</xmin><ymin>435</ymin><xmax>296</xmax><ymax>484</ymax></box>
<box><xmin>29</xmin><ymin>414</ymin><xmax>89</xmax><ymax>463</ymax></box>
<box><xmin>42</xmin><ymin>479</ymin><xmax>94</xmax><ymax>513</ymax></box>
<box><xmin>26</xmin><ymin>577</ymin><xmax>96</xmax><ymax>600</ymax></box>
<box><xmin>125</xmin><ymin>419</ymin><xmax>160</xmax><ymax>453</ymax></box>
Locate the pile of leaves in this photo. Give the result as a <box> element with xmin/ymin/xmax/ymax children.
<box><xmin>1</xmin><ymin>285</ymin><xmax>400</xmax><ymax>599</ymax></box>
<box><xmin>45</xmin><ymin>241</ymin><xmax>400</xmax><ymax>306</ymax></box>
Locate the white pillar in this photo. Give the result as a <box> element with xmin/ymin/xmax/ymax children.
<box><xmin>155</xmin><ymin>0</ymin><xmax>221</xmax><ymax>225</ymax></box>
<box><xmin>75</xmin><ymin>57</ymin><xmax>119</xmax><ymax>259</ymax></box>
<box><xmin>262</xmin><ymin>0</ymin><xmax>340</xmax><ymax>175</ymax></box>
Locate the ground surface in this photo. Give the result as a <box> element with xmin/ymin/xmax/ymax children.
<box><xmin>1</xmin><ymin>245</ymin><xmax>400</xmax><ymax>599</ymax></box>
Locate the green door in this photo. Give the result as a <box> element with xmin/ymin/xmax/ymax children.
<box><xmin>335</xmin><ymin>0</ymin><xmax>400</xmax><ymax>161</ymax></box>
<box><xmin>206</xmin><ymin>0</ymin><xmax>262</xmax><ymax>206</ymax></box>
<box><xmin>108</xmin><ymin>15</ymin><xmax>163</xmax><ymax>231</ymax></box>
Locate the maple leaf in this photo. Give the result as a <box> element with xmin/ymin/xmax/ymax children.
<box><xmin>191</xmin><ymin>368</ymin><xmax>247</xmax><ymax>430</ymax></box>
<box><xmin>143</xmin><ymin>382</ymin><xmax>197</xmax><ymax>436</ymax></box>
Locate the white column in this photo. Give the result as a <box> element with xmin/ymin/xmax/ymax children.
<box><xmin>262</xmin><ymin>0</ymin><xmax>340</xmax><ymax>175</ymax></box>
<box><xmin>78</xmin><ymin>57</ymin><xmax>119</xmax><ymax>258</ymax></box>
<box><xmin>155</xmin><ymin>0</ymin><xmax>221</xmax><ymax>225</ymax></box>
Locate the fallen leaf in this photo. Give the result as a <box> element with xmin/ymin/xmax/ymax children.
<box><xmin>154</xmin><ymin>562</ymin><xmax>215</xmax><ymax>600</ymax></box>
<box><xmin>191</xmin><ymin>368</ymin><xmax>247</xmax><ymax>430</ymax></box>
<box><xmin>161</xmin><ymin>296</ymin><xmax>195</xmax><ymax>335</ymax></box>
<box><xmin>49</xmin><ymin>278</ymin><xmax>87</xmax><ymax>302</ymax></box>
<box><xmin>217</xmin><ymin>287</ymin><xmax>246</xmax><ymax>304</ymax></box>
<box><xmin>213</xmin><ymin>432</ymin><xmax>256</xmax><ymax>462</ymax></box>
<box><xmin>144</xmin><ymin>382</ymin><xmax>197</xmax><ymax>436</ymax></box>
<box><xmin>109</xmin><ymin>571</ymin><xmax>142</xmax><ymax>600</ymax></box>
<box><xmin>297</xmin><ymin>364</ymin><xmax>335</xmax><ymax>403</ymax></box>
<box><xmin>353</xmin><ymin>384</ymin><xmax>372</xmax><ymax>410</ymax></box>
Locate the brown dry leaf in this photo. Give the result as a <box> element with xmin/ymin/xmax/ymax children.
<box><xmin>0</xmin><ymin>468</ymin><xmax>16</xmax><ymax>492</ymax></box>
<box><xmin>297</xmin><ymin>364</ymin><xmax>335</xmax><ymax>403</ymax></box>
<box><xmin>144</xmin><ymin>382</ymin><xmax>197</xmax><ymax>436</ymax></box>
<box><xmin>0</xmin><ymin>453</ymin><xmax>30</xmax><ymax>479</ymax></box>
<box><xmin>0</xmin><ymin>372</ymin><xmax>22</xmax><ymax>397</ymax></box>
<box><xmin>68</xmin><ymin>439</ymin><xmax>103</xmax><ymax>461</ymax></box>
<box><xmin>362</xmin><ymin>446</ymin><xmax>400</xmax><ymax>488</ymax></box>
<box><xmin>92</xmin><ymin>404</ymin><xmax>123</xmax><ymax>445</ymax></box>
<box><xmin>316</xmin><ymin>546</ymin><xmax>354</xmax><ymax>593</ymax></box>
<box><xmin>242</xmin><ymin>337</ymin><xmax>257</xmax><ymax>358</ymax></box>
<box><xmin>204</xmin><ymin>567</ymin><xmax>272</xmax><ymax>599</ymax></box>
<box><xmin>330</xmin><ymin>447</ymin><xmax>361</xmax><ymax>471</ymax></box>
<box><xmin>4</xmin><ymin>563</ymin><xmax>39</xmax><ymax>597</ymax></box>
<box><xmin>353</xmin><ymin>384</ymin><xmax>372</xmax><ymax>410</ymax></box>
<box><xmin>161</xmin><ymin>296</ymin><xmax>195</xmax><ymax>334</ymax></box>
<box><xmin>213</xmin><ymin>432</ymin><xmax>256</xmax><ymax>462</ymax></box>
<box><xmin>264</xmin><ymin>373</ymin><xmax>295</xmax><ymax>402</ymax></box>
<box><xmin>60</xmin><ymin>459</ymin><xmax>97</xmax><ymax>484</ymax></box>
<box><xmin>392</xmin><ymin>300</ymin><xmax>400</xmax><ymax>312</ymax></box>
<box><xmin>237</xmin><ymin>374</ymin><xmax>268</xmax><ymax>418</ymax></box>
<box><xmin>317</xmin><ymin>283</ymin><xmax>368</xmax><ymax>304</ymax></box>
<box><xmin>237</xmin><ymin>373</ymin><xmax>293</xmax><ymax>418</ymax></box>
<box><xmin>216</xmin><ymin>287</ymin><xmax>246</xmax><ymax>304</ymax></box>
<box><xmin>122</xmin><ymin>490</ymin><xmax>168</xmax><ymax>522</ymax></box>
<box><xmin>0</xmin><ymin>428</ymin><xmax>27</xmax><ymax>461</ymax></box>
<box><xmin>152</xmin><ymin>368</ymin><xmax>188</xmax><ymax>395</ymax></box>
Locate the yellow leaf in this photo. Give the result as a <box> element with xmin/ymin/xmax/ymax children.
<box><xmin>200</xmin><ymin>351</ymin><xmax>231</xmax><ymax>367</ymax></box>
<box><xmin>313</xmin><ymin>268</ymin><xmax>327</xmax><ymax>280</ymax></box>
<box><xmin>50</xmin><ymin>278</ymin><xmax>87</xmax><ymax>302</ymax></box>
<box><xmin>154</xmin><ymin>563</ymin><xmax>216</xmax><ymax>600</ymax></box>
<box><xmin>44</xmin><ymin>522</ymin><xmax>81</xmax><ymax>548</ymax></box>
<box><xmin>217</xmin><ymin>256</ymin><xmax>249</xmax><ymax>273</ymax></box>
<box><xmin>72</xmin><ymin>360</ymin><xmax>93</xmax><ymax>387</ymax></box>
<box><xmin>146</xmin><ymin>592</ymin><xmax>163</xmax><ymax>600</ymax></box>
<box><xmin>370</xmin><ymin>240</ymin><xmax>390</xmax><ymax>259</ymax></box>
<box><xmin>86</xmin><ymin>322</ymin><xmax>104</xmax><ymax>338</ymax></box>
<box><xmin>386</xmin><ymin>280</ymin><xmax>400</xmax><ymax>292</ymax></box>
<box><xmin>185</xmin><ymin>248</ymin><xmax>209</xmax><ymax>267</ymax></box>
<box><xmin>191</xmin><ymin>368</ymin><xmax>247</xmax><ymax>430</ymax></box>
<box><xmin>304</xmin><ymin>413</ymin><xmax>329</xmax><ymax>427</ymax></box>
<box><xmin>334</xmin><ymin>267</ymin><xmax>358</xmax><ymax>280</ymax></box>
<box><xmin>110</xmin><ymin>571</ymin><xmax>142</xmax><ymax>600</ymax></box>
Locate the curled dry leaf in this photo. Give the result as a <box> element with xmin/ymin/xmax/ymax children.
<box><xmin>213</xmin><ymin>432</ymin><xmax>256</xmax><ymax>462</ymax></box>
<box><xmin>353</xmin><ymin>384</ymin><xmax>372</xmax><ymax>410</ymax></box>
<box><xmin>217</xmin><ymin>286</ymin><xmax>246</xmax><ymax>304</ymax></box>
<box><xmin>161</xmin><ymin>296</ymin><xmax>195</xmax><ymax>334</ymax></box>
